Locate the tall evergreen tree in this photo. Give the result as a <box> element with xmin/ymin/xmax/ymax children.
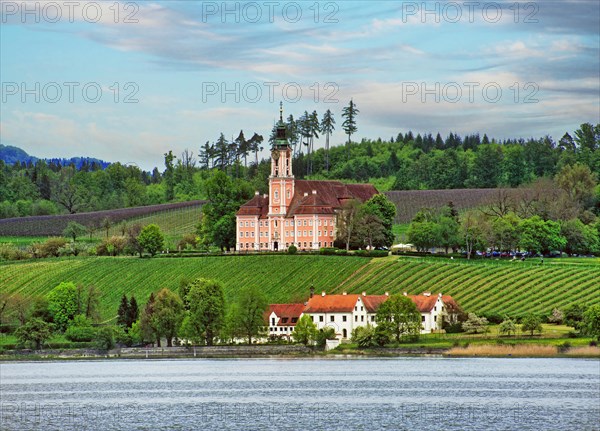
<box><xmin>321</xmin><ymin>109</ymin><xmax>336</xmax><ymax>172</ymax></box>
<box><xmin>341</xmin><ymin>99</ymin><xmax>359</xmax><ymax>160</ymax></box>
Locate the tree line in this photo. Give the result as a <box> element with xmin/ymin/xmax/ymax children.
<box><xmin>406</xmin><ymin>163</ymin><xmax>599</xmax><ymax>256</ymax></box>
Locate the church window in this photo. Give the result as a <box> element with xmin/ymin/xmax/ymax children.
<box><xmin>309</xmin><ymin>231</ymin><xmax>312</xmax><ymax>236</ymax></box>
<box><xmin>240</xmin><ymin>232</ymin><xmax>243</xmax><ymax>238</ymax></box>
<box><xmin>309</xmin><ymin>220</ymin><xmax>313</xmax><ymax>226</ymax></box>
<box><xmin>240</xmin><ymin>222</ymin><xmax>243</xmax><ymax>227</ymax></box>
<box><xmin>251</xmin><ymin>222</ymin><xmax>254</xmax><ymax>227</ymax></box>
<box><xmin>303</xmin><ymin>220</ymin><xmax>307</xmax><ymax>226</ymax></box>
<box><xmin>251</xmin><ymin>232</ymin><xmax>254</xmax><ymax>237</ymax></box>
<box><xmin>287</xmin><ymin>190</ymin><xmax>291</xmax><ymax>199</ymax></box>
<box><xmin>274</xmin><ymin>190</ymin><xmax>278</xmax><ymax>199</ymax></box>
<box><xmin>245</xmin><ymin>221</ymin><xmax>248</xmax><ymax>227</ymax></box>
<box><xmin>318</xmin><ymin>220</ymin><xmax>322</xmax><ymax>226</ymax></box>
<box><xmin>318</xmin><ymin>231</ymin><xmax>321</xmax><ymax>237</ymax></box>
<box><xmin>324</xmin><ymin>220</ymin><xmax>328</xmax><ymax>226</ymax></box>
<box><xmin>274</xmin><ymin>220</ymin><xmax>278</xmax><ymax>227</ymax></box>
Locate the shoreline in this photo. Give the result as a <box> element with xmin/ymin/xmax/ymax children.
<box><xmin>2</xmin><ymin>344</ymin><xmax>598</xmax><ymax>361</ymax></box>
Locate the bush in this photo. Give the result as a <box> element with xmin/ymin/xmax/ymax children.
<box><xmin>443</xmin><ymin>322</ymin><xmax>464</xmax><ymax>334</ymax></box>
<box><xmin>97</xmin><ymin>236</ymin><xmax>127</xmax><ymax>256</ymax></box>
<box><xmin>177</xmin><ymin>234</ymin><xmax>198</xmax><ymax>251</ymax></box>
<box><xmin>315</xmin><ymin>327</ymin><xmax>336</xmax><ymax>348</ymax></box>
<box><xmin>65</xmin><ymin>325</ymin><xmax>96</xmax><ymax>342</ymax></box>
<box><xmin>368</xmin><ymin>250</ymin><xmax>389</xmax><ymax>258</ymax></box>
<box><xmin>0</xmin><ymin>243</ymin><xmax>30</xmax><ymax>261</ymax></box>
<box><xmin>482</xmin><ymin>313</ymin><xmax>503</xmax><ymax>325</ymax></box>
<box><xmin>352</xmin><ymin>325</ymin><xmax>376</xmax><ymax>348</ymax></box>
<box><xmin>32</xmin><ymin>200</ymin><xmax>58</xmax><ymax>216</ymax></box>
<box><xmin>37</xmin><ymin>237</ymin><xmax>68</xmax><ymax>258</ymax></box>
<box><xmin>319</xmin><ymin>247</ymin><xmax>338</xmax><ymax>255</ymax></box>
<box><xmin>287</xmin><ymin>245</ymin><xmax>297</xmax><ymax>255</ymax></box>
<box><xmin>94</xmin><ymin>326</ymin><xmax>116</xmax><ymax>350</ymax></box>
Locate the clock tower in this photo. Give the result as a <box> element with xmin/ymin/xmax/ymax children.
<box><xmin>268</xmin><ymin>103</ymin><xmax>294</xmax><ymax>249</ymax></box>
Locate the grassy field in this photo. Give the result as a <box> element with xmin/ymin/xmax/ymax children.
<box><xmin>1</xmin><ymin>254</ymin><xmax>598</xmax><ymax>324</ymax></box>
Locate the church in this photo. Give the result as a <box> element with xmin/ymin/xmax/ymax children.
<box><xmin>236</xmin><ymin>104</ymin><xmax>378</xmax><ymax>252</ymax></box>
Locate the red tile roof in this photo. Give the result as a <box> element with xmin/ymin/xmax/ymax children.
<box><xmin>237</xmin><ymin>194</ymin><xmax>269</xmax><ymax>217</ymax></box>
<box><xmin>304</xmin><ymin>294</ymin><xmax>360</xmax><ymax>313</ymax></box>
<box><xmin>265</xmin><ymin>303</ymin><xmax>305</xmax><ymax>326</ymax></box>
<box><xmin>287</xmin><ymin>180</ymin><xmax>378</xmax><ymax>217</ymax></box>
<box><xmin>441</xmin><ymin>295</ymin><xmax>462</xmax><ymax>314</ymax></box>
<box><xmin>362</xmin><ymin>295</ymin><xmax>389</xmax><ymax>313</ymax></box>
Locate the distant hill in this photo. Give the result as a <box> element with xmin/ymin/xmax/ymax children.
<box><xmin>0</xmin><ymin>144</ymin><xmax>110</xmax><ymax>169</ymax></box>
<box><xmin>0</xmin><ymin>144</ymin><xmax>37</xmax><ymax>165</ymax></box>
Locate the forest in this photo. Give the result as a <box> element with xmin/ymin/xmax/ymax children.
<box><xmin>0</xmin><ymin>111</ymin><xmax>598</xmax><ymax>220</ymax></box>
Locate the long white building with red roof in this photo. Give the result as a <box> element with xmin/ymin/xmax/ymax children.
<box><xmin>266</xmin><ymin>291</ymin><xmax>462</xmax><ymax>341</ymax></box>
<box><xmin>236</xmin><ymin>104</ymin><xmax>378</xmax><ymax>252</ymax></box>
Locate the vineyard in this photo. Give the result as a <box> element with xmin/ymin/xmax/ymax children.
<box><xmin>384</xmin><ymin>188</ymin><xmax>526</xmax><ymax>223</ymax></box>
<box><xmin>0</xmin><ymin>201</ymin><xmax>206</xmax><ymax>237</ymax></box>
<box><xmin>1</xmin><ymin>255</ymin><xmax>598</xmax><ymax>322</ymax></box>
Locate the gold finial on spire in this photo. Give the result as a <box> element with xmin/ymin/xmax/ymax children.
<box><xmin>279</xmin><ymin>101</ymin><xmax>283</xmax><ymax>122</ymax></box>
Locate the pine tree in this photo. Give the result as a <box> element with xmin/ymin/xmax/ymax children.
<box><xmin>341</xmin><ymin>99</ymin><xmax>359</xmax><ymax>160</ymax></box>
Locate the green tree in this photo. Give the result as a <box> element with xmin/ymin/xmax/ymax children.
<box><xmin>95</xmin><ymin>326</ymin><xmax>116</xmax><ymax>350</ymax></box>
<box><xmin>15</xmin><ymin>318</ymin><xmax>54</xmax><ymax>350</ymax></box>
<box><xmin>140</xmin><ymin>293</ymin><xmax>160</xmax><ymax>346</ymax></box>
<box><xmin>521</xmin><ymin>314</ymin><xmax>542</xmax><ymax>336</ymax></box>
<box><xmin>186</xmin><ymin>278</ymin><xmax>225</xmax><ymax>346</ymax></box>
<box><xmin>62</xmin><ymin>221</ymin><xmax>87</xmax><ymax>241</ymax></box>
<box><xmin>462</xmin><ymin>313</ymin><xmax>489</xmax><ymax>334</ymax></box>
<box><xmin>582</xmin><ymin>305</ymin><xmax>600</xmax><ymax>340</ymax></box>
<box><xmin>555</xmin><ymin>163</ymin><xmax>597</xmax><ymax>211</ymax></box>
<box><xmin>234</xmin><ymin>285</ymin><xmax>268</xmax><ymax>344</ymax></box>
<box><xmin>47</xmin><ymin>282</ymin><xmax>78</xmax><ymax>332</ymax></box>
<box><xmin>117</xmin><ymin>295</ymin><xmax>138</xmax><ymax>330</ymax></box>
<box><xmin>164</xmin><ymin>150</ymin><xmax>176</xmax><ymax>201</ymax></box>
<box><xmin>152</xmin><ymin>288</ymin><xmax>184</xmax><ymax>347</ymax></box>
<box><xmin>362</xmin><ymin>194</ymin><xmax>397</xmax><ymax>247</ymax></box>
<box><xmin>563</xmin><ymin>303</ymin><xmax>586</xmax><ymax>330</ymax></box>
<box><xmin>498</xmin><ymin>317</ymin><xmax>516</xmax><ymax>336</ymax></box>
<box><xmin>292</xmin><ymin>314</ymin><xmax>317</xmax><ymax>346</ymax></box>
<box><xmin>407</xmin><ymin>219</ymin><xmax>440</xmax><ymax>252</ymax></box>
<box><xmin>375</xmin><ymin>294</ymin><xmax>421</xmax><ymax>342</ymax></box>
<box><xmin>101</xmin><ymin>217</ymin><xmax>112</xmax><ymax>239</ymax></box>
<box><xmin>315</xmin><ymin>327</ymin><xmax>336</xmax><ymax>348</ymax></box>
<box><xmin>518</xmin><ymin>216</ymin><xmax>566</xmax><ymax>254</ymax></box>
<box><xmin>321</xmin><ymin>109</ymin><xmax>336</xmax><ymax>171</ymax></box>
<box><xmin>336</xmin><ymin>199</ymin><xmax>362</xmax><ymax>251</ymax></box>
<box><xmin>138</xmin><ymin>224</ymin><xmax>164</xmax><ymax>256</ymax></box>
<box><xmin>341</xmin><ymin>99</ymin><xmax>359</xmax><ymax>160</ymax></box>
<box><xmin>199</xmin><ymin>170</ymin><xmax>252</xmax><ymax>251</ymax></box>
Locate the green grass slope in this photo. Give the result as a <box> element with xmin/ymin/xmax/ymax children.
<box><xmin>1</xmin><ymin>255</ymin><xmax>598</xmax><ymax>322</ymax></box>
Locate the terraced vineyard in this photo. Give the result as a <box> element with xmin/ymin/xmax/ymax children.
<box><xmin>0</xmin><ymin>255</ymin><xmax>368</xmax><ymax>322</ymax></box>
<box><xmin>1</xmin><ymin>255</ymin><xmax>598</xmax><ymax>321</ymax></box>
<box><xmin>334</xmin><ymin>258</ymin><xmax>600</xmax><ymax>317</ymax></box>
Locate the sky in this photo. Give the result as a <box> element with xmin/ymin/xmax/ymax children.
<box><xmin>1</xmin><ymin>0</ymin><xmax>599</xmax><ymax>170</ymax></box>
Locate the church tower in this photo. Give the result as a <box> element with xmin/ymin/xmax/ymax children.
<box><xmin>268</xmin><ymin>103</ymin><xmax>294</xmax><ymax>250</ymax></box>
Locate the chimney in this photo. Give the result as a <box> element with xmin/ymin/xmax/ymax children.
<box><xmin>312</xmin><ymin>190</ymin><xmax>317</xmax><ymax>195</ymax></box>
<box><xmin>403</xmin><ymin>292</ymin><xmax>407</xmax><ymax>296</ymax></box>
<box><xmin>303</xmin><ymin>192</ymin><xmax>308</xmax><ymax>197</ymax></box>
<box><xmin>385</xmin><ymin>292</ymin><xmax>389</xmax><ymax>296</ymax></box>
<box><xmin>438</xmin><ymin>293</ymin><xmax>442</xmax><ymax>298</ymax></box>
<box><xmin>342</xmin><ymin>291</ymin><xmax>347</xmax><ymax>295</ymax></box>
<box><xmin>424</xmin><ymin>292</ymin><xmax>431</xmax><ymax>297</ymax></box>
<box><xmin>362</xmin><ymin>292</ymin><xmax>366</xmax><ymax>296</ymax></box>
<box><xmin>321</xmin><ymin>291</ymin><xmax>326</xmax><ymax>297</ymax></box>
<box><xmin>310</xmin><ymin>285</ymin><xmax>315</xmax><ymax>298</ymax></box>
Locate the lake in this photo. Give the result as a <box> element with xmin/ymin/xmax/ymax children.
<box><xmin>1</xmin><ymin>357</ymin><xmax>599</xmax><ymax>430</ymax></box>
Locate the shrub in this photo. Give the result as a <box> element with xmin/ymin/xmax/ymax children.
<box><xmin>368</xmin><ymin>250</ymin><xmax>389</xmax><ymax>258</ymax></box>
<box><xmin>64</xmin><ymin>315</ymin><xmax>96</xmax><ymax>342</ymax></box>
<box><xmin>39</xmin><ymin>237</ymin><xmax>68</xmax><ymax>258</ymax></box>
<box><xmin>177</xmin><ymin>233</ymin><xmax>198</xmax><ymax>251</ymax></box>
<box><xmin>482</xmin><ymin>313</ymin><xmax>503</xmax><ymax>325</ymax></box>
<box><xmin>462</xmin><ymin>313</ymin><xmax>489</xmax><ymax>334</ymax></box>
<box><xmin>65</xmin><ymin>325</ymin><xmax>96</xmax><ymax>342</ymax></box>
<box><xmin>0</xmin><ymin>243</ymin><xmax>30</xmax><ymax>261</ymax></box>
<box><xmin>315</xmin><ymin>327</ymin><xmax>336</xmax><ymax>348</ymax></box>
<box><xmin>352</xmin><ymin>325</ymin><xmax>376</xmax><ymax>348</ymax></box>
<box><xmin>287</xmin><ymin>245</ymin><xmax>298</xmax><ymax>255</ymax></box>
<box><xmin>94</xmin><ymin>326</ymin><xmax>116</xmax><ymax>350</ymax></box>
<box><xmin>548</xmin><ymin>308</ymin><xmax>564</xmax><ymax>325</ymax></box>
<box><xmin>444</xmin><ymin>322</ymin><xmax>464</xmax><ymax>334</ymax></box>
<box><xmin>96</xmin><ymin>236</ymin><xmax>127</xmax><ymax>256</ymax></box>
<box><xmin>319</xmin><ymin>247</ymin><xmax>338</xmax><ymax>255</ymax></box>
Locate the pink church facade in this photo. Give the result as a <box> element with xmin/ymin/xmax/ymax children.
<box><xmin>236</xmin><ymin>107</ymin><xmax>378</xmax><ymax>252</ymax></box>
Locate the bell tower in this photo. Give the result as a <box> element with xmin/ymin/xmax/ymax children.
<box><xmin>269</xmin><ymin>102</ymin><xmax>294</xmax><ymax>220</ymax></box>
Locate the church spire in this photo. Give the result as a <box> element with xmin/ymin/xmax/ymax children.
<box><xmin>279</xmin><ymin>101</ymin><xmax>283</xmax><ymax>123</ymax></box>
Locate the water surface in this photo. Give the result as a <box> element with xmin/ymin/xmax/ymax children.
<box><xmin>1</xmin><ymin>357</ymin><xmax>599</xmax><ymax>430</ymax></box>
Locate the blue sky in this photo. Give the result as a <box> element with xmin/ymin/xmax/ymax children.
<box><xmin>1</xmin><ymin>0</ymin><xmax>599</xmax><ymax>170</ymax></box>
